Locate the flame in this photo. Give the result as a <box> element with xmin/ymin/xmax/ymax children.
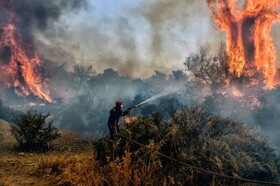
<box><xmin>124</xmin><ymin>116</ymin><xmax>138</xmax><ymax>125</ymax></box>
<box><xmin>207</xmin><ymin>0</ymin><xmax>280</xmax><ymax>87</ymax></box>
<box><xmin>0</xmin><ymin>23</ymin><xmax>52</xmax><ymax>102</ymax></box>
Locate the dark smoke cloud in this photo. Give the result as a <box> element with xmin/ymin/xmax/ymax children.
<box><xmin>1</xmin><ymin>0</ymin><xmax>87</xmax><ymax>30</ymax></box>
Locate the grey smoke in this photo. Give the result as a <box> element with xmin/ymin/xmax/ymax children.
<box><xmin>37</xmin><ymin>0</ymin><xmax>222</xmax><ymax>77</ymax></box>
<box><xmin>141</xmin><ymin>0</ymin><xmax>195</xmax><ymax>61</ymax></box>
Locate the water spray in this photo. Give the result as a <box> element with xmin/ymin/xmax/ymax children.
<box><xmin>125</xmin><ymin>83</ymin><xmax>184</xmax><ymax>112</ymax></box>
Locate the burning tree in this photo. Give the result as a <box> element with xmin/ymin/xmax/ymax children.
<box><xmin>0</xmin><ymin>23</ymin><xmax>52</xmax><ymax>102</ymax></box>
<box><xmin>185</xmin><ymin>42</ymin><xmax>269</xmax><ymax>119</ymax></box>
<box><xmin>207</xmin><ymin>0</ymin><xmax>280</xmax><ymax>87</ymax></box>
<box><xmin>0</xmin><ymin>5</ymin><xmax>52</xmax><ymax>102</ymax></box>
<box><xmin>183</xmin><ymin>0</ymin><xmax>280</xmax><ymax>118</ymax></box>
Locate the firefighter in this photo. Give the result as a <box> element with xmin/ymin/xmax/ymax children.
<box><xmin>108</xmin><ymin>101</ymin><xmax>131</xmax><ymax>140</ymax></box>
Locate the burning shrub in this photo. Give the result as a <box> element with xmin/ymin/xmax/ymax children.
<box><xmin>11</xmin><ymin>109</ymin><xmax>59</xmax><ymax>152</ymax></box>
<box><xmin>94</xmin><ymin>107</ymin><xmax>280</xmax><ymax>185</ymax></box>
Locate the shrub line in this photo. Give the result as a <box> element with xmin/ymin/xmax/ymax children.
<box><xmin>117</xmin><ymin>133</ymin><xmax>280</xmax><ymax>185</ymax></box>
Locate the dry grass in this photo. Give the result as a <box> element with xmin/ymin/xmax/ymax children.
<box><xmin>36</xmin><ymin>153</ymin><xmax>98</xmax><ymax>185</ymax></box>
<box><xmin>35</xmin><ymin>151</ymin><xmax>177</xmax><ymax>186</ymax></box>
<box><xmin>0</xmin><ymin>178</ymin><xmax>6</xmax><ymax>186</ymax></box>
<box><xmin>0</xmin><ymin>126</ymin><xmax>91</xmax><ymax>186</ymax></box>
<box><xmin>1</xmin><ymin>107</ymin><xmax>279</xmax><ymax>185</ymax></box>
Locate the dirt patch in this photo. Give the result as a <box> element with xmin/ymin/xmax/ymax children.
<box><xmin>0</xmin><ymin>153</ymin><xmax>55</xmax><ymax>186</ymax></box>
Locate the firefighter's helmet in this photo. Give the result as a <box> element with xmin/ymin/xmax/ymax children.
<box><xmin>115</xmin><ymin>101</ymin><xmax>123</xmax><ymax>107</ymax></box>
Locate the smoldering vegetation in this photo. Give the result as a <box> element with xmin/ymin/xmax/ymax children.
<box><xmin>36</xmin><ymin>108</ymin><xmax>280</xmax><ymax>185</ymax></box>
<box><xmin>1</xmin><ymin>44</ymin><xmax>280</xmax><ymax>184</ymax></box>
<box><xmin>49</xmin><ymin>65</ymin><xmax>194</xmax><ymax>136</ymax></box>
<box><xmin>96</xmin><ymin>108</ymin><xmax>280</xmax><ymax>185</ymax></box>
<box><xmin>1</xmin><ymin>43</ymin><xmax>280</xmax><ymax>154</ymax></box>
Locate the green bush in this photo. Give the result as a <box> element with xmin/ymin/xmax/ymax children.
<box><xmin>11</xmin><ymin>109</ymin><xmax>59</xmax><ymax>152</ymax></box>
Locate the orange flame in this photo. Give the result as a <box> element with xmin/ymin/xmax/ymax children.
<box><xmin>0</xmin><ymin>23</ymin><xmax>52</xmax><ymax>102</ymax></box>
<box><xmin>124</xmin><ymin>116</ymin><xmax>138</xmax><ymax>125</ymax></box>
<box><xmin>207</xmin><ymin>0</ymin><xmax>280</xmax><ymax>87</ymax></box>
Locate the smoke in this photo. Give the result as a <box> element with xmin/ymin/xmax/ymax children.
<box><xmin>37</xmin><ymin>0</ymin><xmax>223</xmax><ymax>78</ymax></box>
<box><xmin>140</xmin><ymin>0</ymin><xmax>211</xmax><ymax>62</ymax></box>
<box><xmin>47</xmin><ymin>68</ymin><xmax>195</xmax><ymax>137</ymax></box>
<box><xmin>2</xmin><ymin>0</ymin><xmax>86</xmax><ymax>37</ymax></box>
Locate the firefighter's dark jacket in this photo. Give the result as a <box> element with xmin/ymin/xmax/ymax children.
<box><xmin>108</xmin><ymin>107</ymin><xmax>122</xmax><ymax>125</ymax></box>
<box><xmin>108</xmin><ymin>106</ymin><xmax>131</xmax><ymax>125</ymax></box>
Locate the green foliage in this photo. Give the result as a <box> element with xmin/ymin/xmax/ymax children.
<box><xmin>11</xmin><ymin>109</ymin><xmax>59</xmax><ymax>152</ymax></box>
<box><xmin>94</xmin><ymin>107</ymin><xmax>280</xmax><ymax>185</ymax></box>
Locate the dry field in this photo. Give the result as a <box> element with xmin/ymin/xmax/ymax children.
<box><xmin>0</xmin><ymin>120</ymin><xmax>92</xmax><ymax>186</ymax></box>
